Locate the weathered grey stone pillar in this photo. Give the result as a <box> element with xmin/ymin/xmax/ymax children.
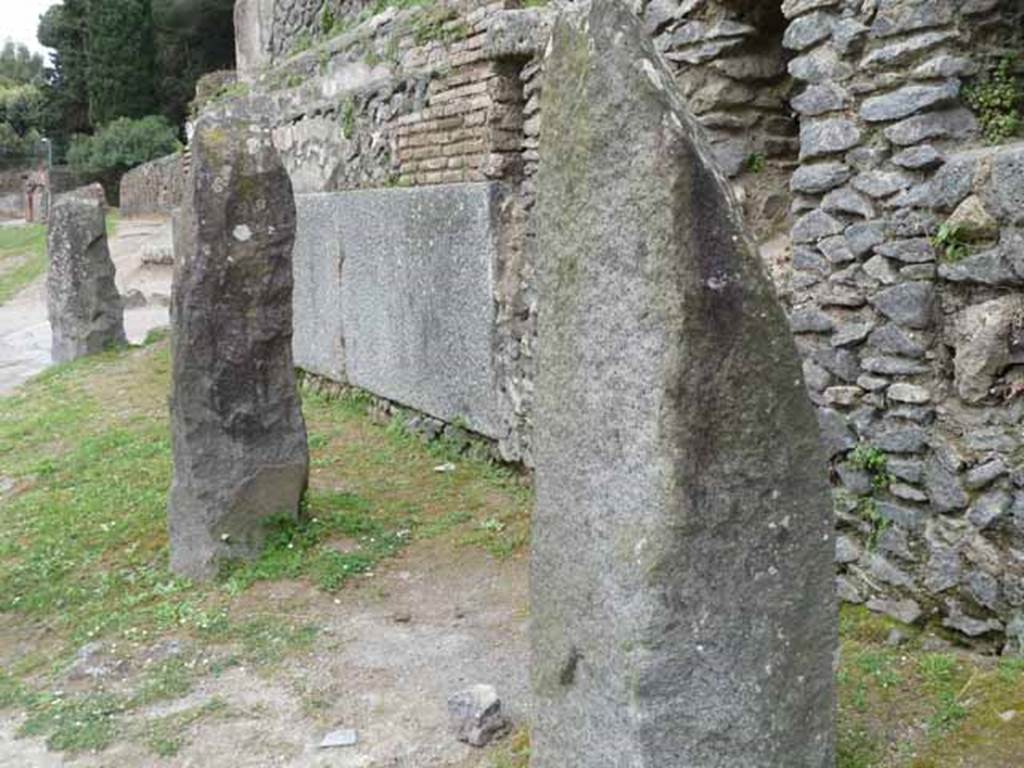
<box><xmin>234</xmin><ymin>0</ymin><xmax>276</xmax><ymax>82</ymax></box>
<box><xmin>169</xmin><ymin>114</ymin><xmax>309</xmax><ymax>580</ymax></box>
<box><xmin>46</xmin><ymin>195</ymin><xmax>125</xmax><ymax>363</ymax></box>
<box><xmin>531</xmin><ymin>1</ymin><xmax>837</xmax><ymax>766</ymax></box>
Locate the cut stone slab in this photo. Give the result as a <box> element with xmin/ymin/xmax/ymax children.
<box><xmin>292</xmin><ymin>184</ymin><xmax>508</xmax><ymax>440</ymax></box>
<box><xmin>532</xmin><ymin>2</ymin><xmax>837</xmax><ymax>765</ymax></box>
<box><xmin>292</xmin><ymin>194</ymin><xmax>345</xmax><ymax>382</ymax></box>
<box><xmin>46</xmin><ymin>196</ymin><xmax>126</xmax><ymax>363</ymax></box>
<box><xmin>168</xmin><ymin>114</ymin><xmax>309</xmax><ymax>580</ymax></box>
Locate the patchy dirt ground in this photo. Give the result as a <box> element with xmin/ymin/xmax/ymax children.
<box><xmin>0</xmin><ymin>537</ymin><xmax>528</xmax><ymax>767</ymax></box>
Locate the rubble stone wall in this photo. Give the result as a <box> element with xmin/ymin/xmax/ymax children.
<box><xmin>223</xmin><ymin>0</ymin><xmax>1024</xmax><ymax>646</ymax></box>
<box><xmin>119</xmin><ymin>154</ymin><xmax>185</xmax><ymax>217</ymax></box>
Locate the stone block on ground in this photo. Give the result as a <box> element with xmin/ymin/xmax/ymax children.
<box><xmin>46</xmin><ymin>195</ymin><xmax>126</xmax><ymax>363</ymax></box>
<box><xmin>168</xmin><ymin>113</ymin><xmax>309</xmax><ymax>580</ymax></box>
<box><xmin>531</xmin><ymin>1</ymin><xmax>837</xmax><ymax>765</ymax></box>
<box><xmin>447</xmin><ymin>684</ymin><xmax>509</xmax><ymax>747</ymax></box>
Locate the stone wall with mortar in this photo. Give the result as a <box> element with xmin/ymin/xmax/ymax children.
<box><xmin>215</xmin><ymin>0</ymin><xmax>537</xmax><ymax>462</ymax></box>
<box><xmin>777</xmin><ymin>0</ymin><xmax>1024</xmax><ymax>651</ymax></box>
<box><xmin>119</xmin><ymin>154</ymin><xmax>185</xmax><ymax>217</ymax></box>
<box><xmin>223</xmin><ymin>0</ymin><xmax>1024</xmax><ymax>646</ymax></box>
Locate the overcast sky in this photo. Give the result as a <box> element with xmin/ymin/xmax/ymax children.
<box><xmin>4</xmin><ymin>0</ymin><xmax>59</xmax><ymax>57</ymax></box>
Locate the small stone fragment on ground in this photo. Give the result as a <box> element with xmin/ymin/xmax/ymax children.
<box><xmin>447</xmin><ymin>684</ymin><xmax>509</xmax><ymax>747</ymax></box>
<box><xmin>318</xmin><ymin>728</ymin><xmax>359</xmax><ymax>749</ymax></box>
<box><xmin>122</xmin><ymin>288</ymin><xmax>147</xmax><ymax>309</ymax></box>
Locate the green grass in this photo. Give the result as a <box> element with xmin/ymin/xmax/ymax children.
<box><xmin>0</xmin><ymin>221</ymin><xmax>46</xmax><ymax>304</ymax></box>
<box><xmin>0</xmin><ymin>211</ymin><xmax>120</xmax><ymax>306</ymax></box>
<box><xmin>836</xmin><ymin>606</ymin><xmax>1024</xmax><ymax>767</ymax></box>
<box><xmin>2</xmin><ymin>343</ymin><xmax>1022</xmax><ymax>764</ymax></box>
<box><xmin>0</xmin><ymin>339</ymin><xmax>529</xmax><ymax>756</ymax></box>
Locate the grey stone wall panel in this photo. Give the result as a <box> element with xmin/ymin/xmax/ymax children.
<box><xmin>292</xmin><ymin>183</ymin><xmax>506</xmax><ymax>440</ymax></box>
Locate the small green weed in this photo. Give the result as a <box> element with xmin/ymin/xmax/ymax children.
<box><xmin>140</xmin><ymin>698</ymin><xmax>228</xmax><ymax>757</ymax></box>
<box><xmin>489</xmin><ymin>727</ymin><xmax>530</xmax><ymax>767</ymax></box>
<box><xmin>230</xmin><ymin>618</ymin><xmax>319</xmax><ymax>666</ymax></box>
<box><xmin>321</xmin><ymin>4</ymin><xmax>337</xmax><ymax>36</ymax></box>
<box><xmin>412</xmin><ymin>6</ymin><xmax>467</xmax><ymax>46</ymax></box>
<box><xmin>746</xmin><ymin>152</ymin><xmax>766</xmax><ymax>174</ymax></box>
<box><xmin>849</xmin><ymin>444</ymin><xmax>892</xmax><ymax>491</ymax></box>
<box><xmin>931</xmin><ymin>221</ymin><xmax>969</xmax><ymax>263</ymax></box>
<box><xmin>964</xmin><ymin>56</ymin><xmax>1023</xmax><ymax>144</ymax></box>
<box><xmin>837</xmin><ymin>725</ymin><xmax>883</xmax><ymax>768</ymax></box>
<box><xmin>133</xmin><ymin>658</ymin><xmax>196</xmax><ymax>707</ymax></box>
<box><xmin>291</xmin><ymin>33</ymin><xmax>313</xmax><ymax>55</ymax></box>
<box><xmin>341</xmin><ymin>97</ymin><xmax>356</xmax><ymax>139</ymax></box>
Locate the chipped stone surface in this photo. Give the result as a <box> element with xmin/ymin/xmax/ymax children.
<box><xmin>168</xmin><ymin>115</ymin><xmax>309</xmax><ymax>580</ymax></box>
<box><xmin>532</xmin><ymin>1</ymin><xmax>836</xmax><ymax>763</ymax></box>
<box><xmin>953</xmin><ymin>296</ymin><xmax>1024</xmax><ymax>403</ymax></box>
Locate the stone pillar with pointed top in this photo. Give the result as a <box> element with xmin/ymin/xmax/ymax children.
<box><xmin>530</xmin><ymin>1</ymin><xmax>837</xmax><ymax>765</ymax></box>
<box><xmin>168</xmin><ymin>114</ymin><xmax>309</xmax><ymax>580</ymax></box>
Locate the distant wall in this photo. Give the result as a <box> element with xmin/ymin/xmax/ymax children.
<box><xmin>119</xmin><ymin>154</ymin><xmax>184</xmax><ymax>216</ymax></box>
<box><xmin>0</xmin><ymin>169</ymin><xmax>25</xmax><ymax>219</ymax></box>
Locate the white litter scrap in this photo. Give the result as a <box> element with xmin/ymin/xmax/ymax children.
<box><xmin>319</xmin><ymin>728</ymin><xmax>359</xmax><ymax>748</ymax></box>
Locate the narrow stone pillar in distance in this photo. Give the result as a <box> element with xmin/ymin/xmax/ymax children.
<box><xmin>46</xmin><ymin>195</ymin><xmax>125</xmax><ymax>363</ymax></box>
<box><xmin>531</xmin><ymin>1</ymin><xmax>837</xmax><ymax>765</ymax></box>
<box><xmin>169</xmin><ymin>114</ymin><xmax>309</xmax><ymax>580</ymax></box>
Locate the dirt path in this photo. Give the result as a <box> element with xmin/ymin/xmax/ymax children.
<box><xmin>0</xmin><ymin>215</ymin><xmax>174</xmax><ymax>395</ymax></box>
<box><xmin>0</xmin><ymin>538</ymin><xmax>529</xmax><ymax>767</ymax></box>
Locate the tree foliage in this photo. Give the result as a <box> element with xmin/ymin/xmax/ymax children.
<box><xmin>85</xmin><ymin>0</ymin><xmax>158</xmax><ymax>126</ymax></box>
<box><xmin>0</xmin><ymin>43</ymin><xmax>47</xmax><ymax>159</ymax></box>
<box><xmin>0</xmin><ymin>42</ymin><xmax>46</xmax><ymax>88</ymax></box>
<box><xmin>38</xmin><ymin>0</ymin><xmax>91</xmax><ymax>141</ymax></box>
<box><xmin>153</xmin><ymin>0</ymin><xmax>236</xmax><ymax>128</ymax></box>
<box><xmin>37</xmin><ymin>0</ymin><xmax>235</xmax><ymax>152</ymax></box>
<box><xmin>67</xmin><ymin>115</ymin><xmax>180</xmax><ymax>175</ymax></box>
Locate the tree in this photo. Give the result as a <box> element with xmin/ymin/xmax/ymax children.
<box><xmin>67</xmin><ymin>115</ymin><xmax>180</xmax><ymax>175</ymax></box>
<box><xmin>0</xmin><ymin>44</ymin><xmax>47</xmax><ymax>162</ymax></box>
<box><xmin>84</xmin><ymin>0</ymin><xmax>158</xmax><ymax>126</ymax></box>
<box><xmin>0</xmin><ymin>85</ymin><xmax>46</xmax><ymax>136</ymax></box>
<box><xmin>39</xmin><ymin>0</ymin><xmax>236</xmax><ymax>143</ymax></box>
<box><xmin>38</xmin><ymin>0</ymin><xmax>91</xmax><ymax>145</ymax></box>
<box><xmin>0</xmin><ymin>121</ymin><xmax>40</xmax><ymax>160</ymax></box>
<box><xmin>0</xmin><ymin>41</ymin><xmax>46</xmax><ymax>87</ymax></box>
<box><xmin>153</xmin><ymin>0</ymin><xmax>236</xmax><ymax>127</ymax></box>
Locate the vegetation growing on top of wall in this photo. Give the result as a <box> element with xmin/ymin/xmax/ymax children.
<box><xmin>963</xmin><ymin>57</ymin><xmax>1023</xmax><ymax>144</ymax></box>
<box><xmin>288</xmin><ymin>0</ymin><xmax>435</xmax><ymax>57</ymax></box>
<box><xmin>411</xmin><ymin>5</ymin><xmax>469</xmax><ymax>46</ymax></box>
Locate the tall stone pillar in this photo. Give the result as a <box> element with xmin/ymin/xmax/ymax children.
<box><xmin>168</xmin><ymin>114</ymin><xmax>309</xmax><ymax>580</ymax></box>
<box><xmin>530</xmin><ymin>1</ymin><xmax>837</xmax><ymax>765</ymax></box>
<box><xmin>46</xmin><ymin>195</ymin><xmax>125</xmax><ymax>363</ymax></box>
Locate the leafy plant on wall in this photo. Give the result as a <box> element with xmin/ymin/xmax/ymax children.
<box><xmin>964</xmin><ymin>56</ymin><xmax>1023</xmax><ymax>144</ymax></box>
